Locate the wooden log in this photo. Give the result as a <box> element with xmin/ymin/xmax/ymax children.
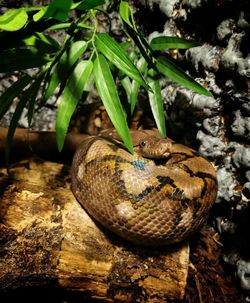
<box><xmin>0</xmin><ymin>158</ymin><xmax>189</xmax><ymax>302</ymax></box>
<box><xmin>0</xmin><ymin>127</ymin><xmax>88</xmax><ymax>158</ymax></box>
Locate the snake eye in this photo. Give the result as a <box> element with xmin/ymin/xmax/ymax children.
<box><xmin>140</xmin><ymin>140</ymin><xmax>146</xmax><ymax>147</ymax></box>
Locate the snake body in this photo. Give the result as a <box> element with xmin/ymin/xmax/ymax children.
<box><xmin>71</xmin><ymin>130</ymin><xmax>217</xmax><ymax>246</ymax></box>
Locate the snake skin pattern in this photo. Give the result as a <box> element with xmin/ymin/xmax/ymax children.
<box><xmin>71</xmin><ymin>129</ymin><xmax>217</xmax><ymax>246</ymax></box>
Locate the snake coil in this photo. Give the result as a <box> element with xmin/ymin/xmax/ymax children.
<box><xmin>71</xmin><ymin>130</ymin><xmax>217</xmax><ymax>246</ymax></box>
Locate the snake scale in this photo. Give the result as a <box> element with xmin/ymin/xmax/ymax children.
<box><xmin>71</xmin><ymin>129</ymin><xmax>217</xmax><ymax>246</ymax></box>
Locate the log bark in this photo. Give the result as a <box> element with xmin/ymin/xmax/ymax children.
<box><xmin>0</xmin><ymin>127</ymin><xmax>88</xmax><ymax>159</ymax></box>
<box><xmin>0</xmin><ymin>158</ymin><xmax>189</xmax><ymax>302</ymax></box>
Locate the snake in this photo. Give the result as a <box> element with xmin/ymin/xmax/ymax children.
<box><xmin>71</xmin><ymin>129</ymin><xmax>217</xmax><ymax>246</ymax></box>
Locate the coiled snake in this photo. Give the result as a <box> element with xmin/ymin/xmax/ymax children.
<box><xmin>71</xmin><ymin>129</ymin><xmax>217</xmax><ymax>246</ymax></box>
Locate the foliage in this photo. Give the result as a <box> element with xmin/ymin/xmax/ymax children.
<box><xmin>0</xmin><ymin>0</ymin><xmax>212</xmax><ymax>163</ymax></box>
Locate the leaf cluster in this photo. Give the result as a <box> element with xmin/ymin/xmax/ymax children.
<box><xmin>0</xmin><ymin>0</ymin><xmax>212</xmax><ymax>163</ymax></box>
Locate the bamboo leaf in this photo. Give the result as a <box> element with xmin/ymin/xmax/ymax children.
<box><xmin>0</xmin><ymin>49</ymin><xmax>50</xmax><ymax>73</ymax></box>
<box><xmin>27</xmin><ymin>73</ymin><xmax>46</xmax><ymax>126</ymax></box>
<box><xmin>0</xmin><ymin>8</ymin><xmax>28</xmax><ymax>31</ymax></box>
<box><xmin>130</xmin><ymin>57</ymin><xmax>147</xmax><ymax>113</ymax></box>
<box><xmin>0</xmin><ymin>75</ymin><xmax>31</xmax><ymax>120</ymax></box>
<box><xmin>121</xmin><ymin>77</ymin><xmax>132</xmax><ymax>101</ymax></box>
<box><xmin>148</xmin><ymin>77</ymin><xmax>166</xmax><ymax>137</ymax></box>
<box><xmin>33</xmin><ymin>7</ymin><xmax>47</xmax><ymax>22</ymax></box>
<box><xmin>47</xmin><ymin>22</ymin><xmax>94</xmax><ymax>31</ymax></box>
<box><xmin>119</xmin><ymin>1</ymin><xmax>156</xmax><ymax>70</ymax></box>
<box><xmin>121</xmin><ymin>56</ymin><xmax>148</xmax><ymax>113</ymax></box>
<box><xmin>41</xmin><ymin>0</ymin><xmax>72</xmax><ymax>21</ymax></box>
<box><xmin>76</xmin><ymin>0</ymin><xmax>106</xmax><ymax>10</ymax></box>
<box><xmin>83</xmin><ymin>71</ymin><xmax>94</xmax><ymax>92</ymax></box>
<box><xmin>22</xmin><ymin>33</ymin><xmax>60</xmax><ymax>53</ymax></box>
<box><xmin>156</xmin><ymin>56</ymin><xmax>213</xmax><ymax>97</ymax></box>
<box><xmin>93</xmin><ymin>54</ymin><xmax>133</xmax><ymax>154</ymax></box>
<box><xmin>5</xmin><ymin>89</ymin><xmax>30</xmax><ymax>166</ymax></box>
<box><xmin>95</xmin><ymin>33</ymin><xmax>148</xmax><ymax>89</ymax></box>
<box><xmin>43</xmin><ymin>40</ymin><xmax>87</xmax><ymax>102</ymax></box>
<box><xmin>129</xmin><ymin>80</ymin><xmax>140</xmax><ymax>114</ymax></box>
<box><xmin>46</xmin><ymin>22</ymin><xmax>72</xmax><ymax>30</ymax></box>
<box><xmin>150</xmin><ymin>36</ymin><xmax>201</xmax><ymax>50</ymax></box>
<box><xmin>56</xmin><ymin>60</ymin><xmax>93</xmax><ymax>151</ymax></box>
<box><xmin>119</xmin><ymin>1</ymin><xmax>134</xmax><ymax>28</ymax></box>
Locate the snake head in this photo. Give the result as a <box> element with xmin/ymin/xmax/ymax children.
<box><xmin>136</xmin><ymin>136</ymin><xmax>174</xmax><ymax>159</ymax></box>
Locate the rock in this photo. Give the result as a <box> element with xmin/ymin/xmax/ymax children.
<box><xmin>237</xmin><ymin>260</ymin><xmax>250</xmax><ymax>290</ymax></box>
<box><xmin>232</xmin><ymin>144</ymin><xmax>250</xmax><ymax>169</ymax></box>
<box><xmin>197</xmin><ymin>131</ymin><xmax>226</xmax><ymax>158</ymax></box>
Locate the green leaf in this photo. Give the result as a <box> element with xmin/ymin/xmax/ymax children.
<box><xmin>41</xmin><ymin>0</ymin><xmax>72</xmax><ymax>21</ymax></box>
<box><xmin>95</xmin><ymin>33</ymin><xmax>148</xmax><ymax>89</ymax></box>
<box><xmin>129</xmin><ymin>80</ymin><xmax>140</xmax><ymax>114</ymax></box>
<box><xmin>33</xmin><ymin>7</ymin><xmax>47</xmax><ymax>22</ymax></box>
<box><xmin>121</xmin><ymin>56</ymin><xmax>148</xmax><ymax>113</ymax></box>
<box><xmin>156</xmin><ymin>56</ymin><xmax>213</xmax><ymax>97</ymax></box>
<box><xmin>22</xmin><ymin>33</ymin><xmax>60</xmax><ymax>53</ymax></box>
<box><xmin>83</xmin><ymin>71</ymin><xmax>94</xmax><ymax>92</ymax></box>
<box><xmin>150</xmin><ymin>36</ymin><xmax>201</xmax><ymax>50</ymax></box>
<box><xmin>119</xmin><ymin>1</ymin><xmax>156</xmax><ymax>69</ymax></box>
<box><xmin>93</xmin><ymin>54</ymin><xmax>133</xmax><ymax>154</ymax></box>
<box><xmin>76</xmin><ymin>0</ymin><xmax>106</xmax><ymax>10</ymax></box>
<box><xmin>119</xmin><ymin>1</ymin><xmax>134</xmax><ymax>28</ymax></box>
<box><xmin>56</xmin><ymin>60</ymin><xmax>93</xmax><ymax>151</ymax></box>
<box><xmin>23</xmin><ymin>32</ymin><xmax>60</xmax><ymax>48</ymax></box>
<box><xmin>121</xmin><ymin>77</ymin><xmax>132</xmax><ymax>101</ymax></box>
<box><xmin>5</xmin><ymin>88</ymin><xmax>30</xmax><ymax>166</ymax></box>
<box><xmin>46</xmin><ymin>22</ymin><xmax>72</xmax><ymax>30</ymax></box>
<box><xmin>148</xmin><ymin>77</ymin><xmax>166</xmax><ymax>137</ymax></box>
<box><xmin>0</xmin><ymin>8</ymin><xmax>28</xmax><ymax>31</ymax></box>
<box><xmin>130</xmin><ymin>57</ymin><xmax>147</xmax><ymax>113</ymax></box>
<box><xmin>0</xmin><ymin>75</ymin><xmax>31</xmax><ymax>120</ymax></box>
<box><xmin>27</xmin><ymin>73</ymin><xmax>46</xmax><ymax>126</ymax></box>
<box><xmin>43</xmin><ymin>40</ymin><xmax>87</xmax><ymax>102</ymax></box>
<box><xmin>0</xmin><ymin>49</ymin><xmax>50</xmax><ymax>73</ymax></box>
<box><xmin>47</xmin><ymin>22</ymin><xmax>94</xmax><ymax>31</ymax></box>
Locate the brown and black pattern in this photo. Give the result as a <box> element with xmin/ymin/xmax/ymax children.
<box><xmin>71</xmin><ymin>130</ymin><xmax>218</xmax><ymax>246</ymax></box>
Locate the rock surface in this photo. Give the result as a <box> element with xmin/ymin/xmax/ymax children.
<box><xmin>137</xmin><ymin>0</ymin><xmax>250</xmax><ymax>295</ymax></box>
